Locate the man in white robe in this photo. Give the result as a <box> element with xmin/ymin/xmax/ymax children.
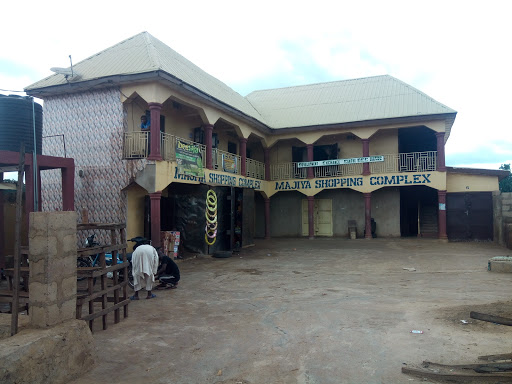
<box><xmin>130</xmin><ymin>244</ymin><xmax>159</xmax><ymax>299</ymax></box>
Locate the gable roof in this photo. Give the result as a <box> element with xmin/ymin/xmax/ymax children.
<box><xmin>245</xmin><ymin>75</ymin><xmax>456</xmax><ymax>129</ymax></box>
<box><xmin>26</xmin><ymin>32</ymin><xmax>456</xmax><ymax>133</ymax></box>
<box><xmin>25</xmin><ymin>32</ymin><xmax>264</xmax><ymax>123</ymax></box>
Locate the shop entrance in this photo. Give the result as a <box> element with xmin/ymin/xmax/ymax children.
<box><xmin>301</xmin><ymin>199</ymin><xmax>333</xmax><ymax>236</ymax></box>
<box><xmin>446</xmin><ymin>192</ymin><xmax>493</xmax><ymax>241</ymax></box>
<box><xmin>400</xmin><ymin>186</ymin><xmax>438</xmax><ymax>237</ymax></box>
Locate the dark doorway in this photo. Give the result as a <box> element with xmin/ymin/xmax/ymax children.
<box><xmin>400</xmin><ymin>186</ymin><xmax>438</xmax><ymax>237</ymax></box>
<box><xmin>447</xmin><ymin>192</ymin><xmax>493</xmax><ymax>241</ymax></box>
<box><xmin>398</xmin><ymin>126</ymin><xmax>436</xmax><ymax>153</ymax></box>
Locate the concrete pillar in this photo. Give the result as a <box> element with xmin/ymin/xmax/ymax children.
<box><xmin>438</xmin><ymin>190</ymin><xmax>448</xmax><ymax>240</ymax></box>
<box><xmin>436</xmin><ymin>132</ymin><xmax>446</xmax><ymax>172</ymax></box>
<box><xmin>264</xmin><ymin>148</ymin><xmax>270</xmax><ymax>181</ymax></box>
<box><xmin>307</xmin><ymin>144</ymin><xmax>314</xmax><ymax>179</ymax></box>
<box><xmin>239</xmin><ymin>137</ymin><xmax>247</xmax><ymax>176</ymax></box>
<box><xmin>264</xmin><ymin>198</ymin><xmax>270</xmax><ymax>239</ymax></box>
<box><xmin>204</xmin><ymin>124</ymin><xmax>214</xmax><ymax>170</ymax></box>
<box><xmin>308</xmin><ymin>196</ymin><xmax>315</xmax><ymax>239</ymax></box>
<box><xmin>362</xmin><ymin>139</ymin><xmax>370</xmax><ymax>176</ymax></box>
<box><xmin>61</xmin><ymin>164</ymin><xmax>75</xmax><ymax>211</ymax></box>
<box><xmin>149</xmin><ymin>191</ymin><xmax>162</xmax><ymax>248</ymax></box>
<box><xmin>147</xmin><ymin>102</ymin><xmax>162</xmax><ymax>161</ymax></box>
<box><xmin>364</xmin><ymin>193</ymin><xmax>372</xmax><ymax>239</ymax></box>
<box><xmin>29</xmin><ymin>211</ymin><xmax>78</xmax><ymax>328</ymax></box>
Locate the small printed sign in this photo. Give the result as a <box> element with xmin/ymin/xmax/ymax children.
<box><xmin>176</xmin><ymin>140</ymin><xmax>204</xmax><ymax>177</ymax></box>
<box><xmin>297</xmin><ymin>156</ymin><xmax>384</xmax><ymax>168</ymax></box>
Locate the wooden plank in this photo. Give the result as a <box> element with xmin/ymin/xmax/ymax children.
<box><xmin>101</xmin><ymin>274</ymin><xmax>107</xmax><ymax>330</ymax></box>
<box><xmin>77</xmin><ymin>243</ymin><xmax>127</xmax><ymax>257</ymax></box>
<box><xmin>76</xmin><ymin>280</ymin><xmax>127</xmax><ymax>304</ymax></box>
<box><xmin>121</xmin><ymin>227</ymin><xmax>128</xmax><ymax>319</ymax></box>
<box><xmin>80</xmin><ymin>299</ymin><xmax>130</xmax><ymax>322</ymax></box>
<box><xmin>479</xmin><ymin>353</ymin><xmax>512</xmax><ymax>362</ymax></box>
<box><xmin>91</xmin><ymin>262</ymin><xmax>130</xmax><ymax>277</ymax></box>
<box><xmin>11</xmin><ymin>143</ymin><xmax>24</xmax><ymax>336</ymax></box>
<box><xmin>402</xmin><ymin>366</ymin><xmax>512</xmax><ymax>382</ymax></box>
<box><xmin>470</xmin><ymin>311</ymin><xmax>512</xmax><ymax>326</ymax></box>
<box><xmin>77</xmin><ymin>223</ymin><xmax>126</xmax><ymax>231</ymax></box>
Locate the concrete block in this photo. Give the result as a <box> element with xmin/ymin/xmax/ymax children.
<box><xmin>29</xmin><ymin>281</ymin><xmax>58</xmax><ymax>305</ymax></box>
<box><xmin>488</xmin><ymin>256</ymin><xmax>512</xmax><ymax>273</ymax></box>
<box><xmin>59</xmin><ymin>299</ymin><xmax>77</xmax><ymax>320</ymax></box>
<box><xmin>0</xmin><ymin>320</ymin><xmax>95</xmax><ymax>384</ymax></box>
<box><xmin>60</xmin><ymin>276</ymin><xmax>77</xmax><ymax>302</ymax></box>
<box><xmin>29</xmin><ymin>259</ymin><xmax>46</xmax><ymax>280</ymax></box>
<box><xmin>62</xmin><ymin>233</ymin><xmax>77</xmax><ymax>254</ymax></box>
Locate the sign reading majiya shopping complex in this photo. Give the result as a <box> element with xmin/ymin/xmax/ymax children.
<box><xmin>173</xmin><ymin>152</ymin><xmax>440</xmax><ymax>192</ymax></box>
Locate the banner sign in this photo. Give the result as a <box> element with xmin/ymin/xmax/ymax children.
<box><xmin>297</xmin><ymin>156</ymin><xmax>384</xmax><ymax>168</ymax></box>
<box><xmin>222</xmin><ymin>154</ymin><xmax>238</xmax><ymax>174</ymax></box>
<box><xmin>176</xmin><ymin>140</ymin><xmax>204</xmax><ymax>177</ymax></box>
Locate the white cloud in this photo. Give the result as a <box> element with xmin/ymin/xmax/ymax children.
<box><xmin>2</xmin><ymin>0</ymin><xmax>511</xmax><ymax>167</ymax></box>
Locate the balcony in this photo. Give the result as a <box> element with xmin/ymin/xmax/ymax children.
<box><xmin>123</xmin><ymin>132</ymin><xmax>265</xmax><ymax>180</ymax></box>
<box><xmin>270</xmin><ymin>151</ymin><xmax>437</xmax><ymax>181</ymax></box>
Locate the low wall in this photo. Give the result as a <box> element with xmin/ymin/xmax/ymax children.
<box><xmin>0</xmin><ymin>319</ymin><xmax>95</xmax><ymax>384</ymax></box>
<box><xmin>494</xmin><ymin>192</ymin><xmax>512</xmax><ymax>249</ymax></box>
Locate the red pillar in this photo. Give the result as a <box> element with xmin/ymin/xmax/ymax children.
<box><xmin>264</xmin><ymin>148</ymin><xmax>270</xmax><ymax>181</ymax></box>
<box><xmin>204</xmin><ymin>124</ymin><xmax>213</xmax><ymax>170</ymax></box>
<box><xmin>438</xmin><ymin>190</ymin><xmax>448</xmax><ymax>240</ymax></box>
<box><xmin>147</xmin><ymin>103</ymin><xmax>162</xmax><ymax>161</ymax></box>
<box><xmin>61</xmin><ymin>164</ymin><xmax>75</xmax><ymax>211</ymax></box>
<box><xmin>149</xmin><ymin>191</ymin><xmax>162</xmax><ymax>248</ymax></box>
<box><xmin>264</xmin><ymin>198</ymin><xmax>270</xmax><ymax>239</ymax></box>
<box><xmin>364</xmin><ymin>192</ymin><xmax>372</xmax><ymax>239</ymax></box>
<box><xmin>436</xmin><ymin>132</ymin><xmax>446</xmax><ymax>172</ymax></box>
<box><xmin>307</xmin><ymin>144</ymin><xmax>314</xmax><ymax>179</ymax></box>
<box><xmin>308</xmin><ymin>196</ymin><xmax>315</xmax><ymax>239</ymax></box>
<box><xmin>239</xmin><ymin>137</ymin><xmax>247</xmax><ymax>176</ymax></box>
<box><xmin>362</xmin><ymin>139</ymin><xmax>370</xmax><ymax>176</ymax></box>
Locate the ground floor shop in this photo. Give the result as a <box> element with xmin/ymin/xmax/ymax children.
<box><xmin>121</xmin><ymin>166</ymin><xmax>504</xmax><ymax>254</ymax></box>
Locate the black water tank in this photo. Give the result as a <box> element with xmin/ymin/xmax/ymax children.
<box><xmin>0</xmin><ymin>94</ymin><xmax>43</xmax><ymax>154</ymax></box>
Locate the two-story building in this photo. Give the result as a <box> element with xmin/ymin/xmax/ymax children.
<box><xmin>25</xmin><ymin>32</ymin><xmax>506</xmax><ymax>253</ymax></box>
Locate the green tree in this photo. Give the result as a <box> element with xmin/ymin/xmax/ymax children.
<box><xmin>499</xmin><ymin>164</ymin><xmax>512</xmax><ymax>192</ymax></box>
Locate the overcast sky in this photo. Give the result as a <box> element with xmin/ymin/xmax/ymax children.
<box><xmin>1</xmin><ymin>0</ymin><xmax>511</xmax><ymax>170</ymax></box>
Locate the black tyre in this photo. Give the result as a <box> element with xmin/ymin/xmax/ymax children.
<box><xmin>212</xmin><ymin>251</ymin><xmax>232</xmax><ymax>258</ymax></box>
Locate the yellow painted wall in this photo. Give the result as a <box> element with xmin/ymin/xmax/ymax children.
<box><xmin>370</xmin><ymin>129</ymin><xmax>398</xmax><ymax>155</ymax></box>
<box><xmin>447</xmin><ymin>173</ymin><xmax>500</xmax><ymax>192</ymax></box>
<box><xmin>125</xmin><ymin>98</ymin><xmax>148</xmax><ymax>133</ymax></box>
<box><xmin>126</xmin><ymin>184</ymin><xmax>148</xmax><ymax>252</ymax></box>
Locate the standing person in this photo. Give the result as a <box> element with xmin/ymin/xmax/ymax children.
<box><xmin>140</xmin><ymin>115</ymin><xmax>150</xmax><ymax>130</ymax></box>
<box><xmin>130</xmin><ymin>244</ymin><xmax>159</xmax><ymax>300</ymax></box>
<box><xmin>155</xmin><ymin>248</ymin><xmax>181</xmax><ymax>289</ymax></box>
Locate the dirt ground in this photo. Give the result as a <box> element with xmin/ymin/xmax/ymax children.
<box><xmin>69</xmin><ymin>238</ymin><xmax>512</xmax><ymax>384</ymax></box>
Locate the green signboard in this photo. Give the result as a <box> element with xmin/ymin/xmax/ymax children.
<box><xmin>176</xmin><ymin>140</ymin><xmax>204</xmax><ymax>177</ymax></box>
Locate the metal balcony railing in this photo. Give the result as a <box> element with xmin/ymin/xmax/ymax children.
<box><xmin>123</xmin><ymin>131</ymin><xmax>149</xmax><ymax>159</ymax></box>
<box><xmin>370</xmin><ymin>151</ymin><xmax>437</xmax><ymax>174</ymax></box>
<box><xmin>270</xmin><ymin>151</ymin><xmax>437</xmax><ymax>180</ymax></box>
<box><xmin>246</xmin><ymin>158</ymin><xmax>265</xmax><ymax>180</ymax></box>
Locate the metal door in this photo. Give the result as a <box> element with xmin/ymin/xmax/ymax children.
<box><xmin>447</xmin><ymin>192</ymin><xmax>493</xmax><ymax>241</ymax></box>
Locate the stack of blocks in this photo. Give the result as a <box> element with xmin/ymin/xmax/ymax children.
<box><xmin>29</xmin><ymin>211</ymin><xmax>78</xmax><ymax>328</ymax></box>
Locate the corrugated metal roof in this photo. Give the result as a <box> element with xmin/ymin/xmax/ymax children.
<box><xmin>245</xmin><ymin>75</ymin><xmax>456</xmax><ymax>129</ymax></box>
<box><xmin>26</xmin><ymin>33</ymin><xmax>456</xmax><ymax>131</ymax></box>
<box><xmin>25</xmin><ymin>32</ymin><xmax>264</xmax><ymax>123</ymax></box>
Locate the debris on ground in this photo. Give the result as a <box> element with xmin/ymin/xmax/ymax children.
<box><xmin>470</xmin><ymin>311</ymin><xmax>512</xmax><ymax>326</ymax></box>
<box><xmin>402</xmin><ymin>360</ymin><xmax>512</xmax><ymax>382</ymax></box>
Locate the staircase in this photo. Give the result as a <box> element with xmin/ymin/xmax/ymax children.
<box><xmin>420</xmin><ymin>205</ymin><xmax>438</xmax><ymax>238</ymax></box>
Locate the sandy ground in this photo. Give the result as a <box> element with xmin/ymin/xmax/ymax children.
<box><xmin>69</xmin><ymin>238</ymin><xmax>512</xmax><ymax>384</ymax></box>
